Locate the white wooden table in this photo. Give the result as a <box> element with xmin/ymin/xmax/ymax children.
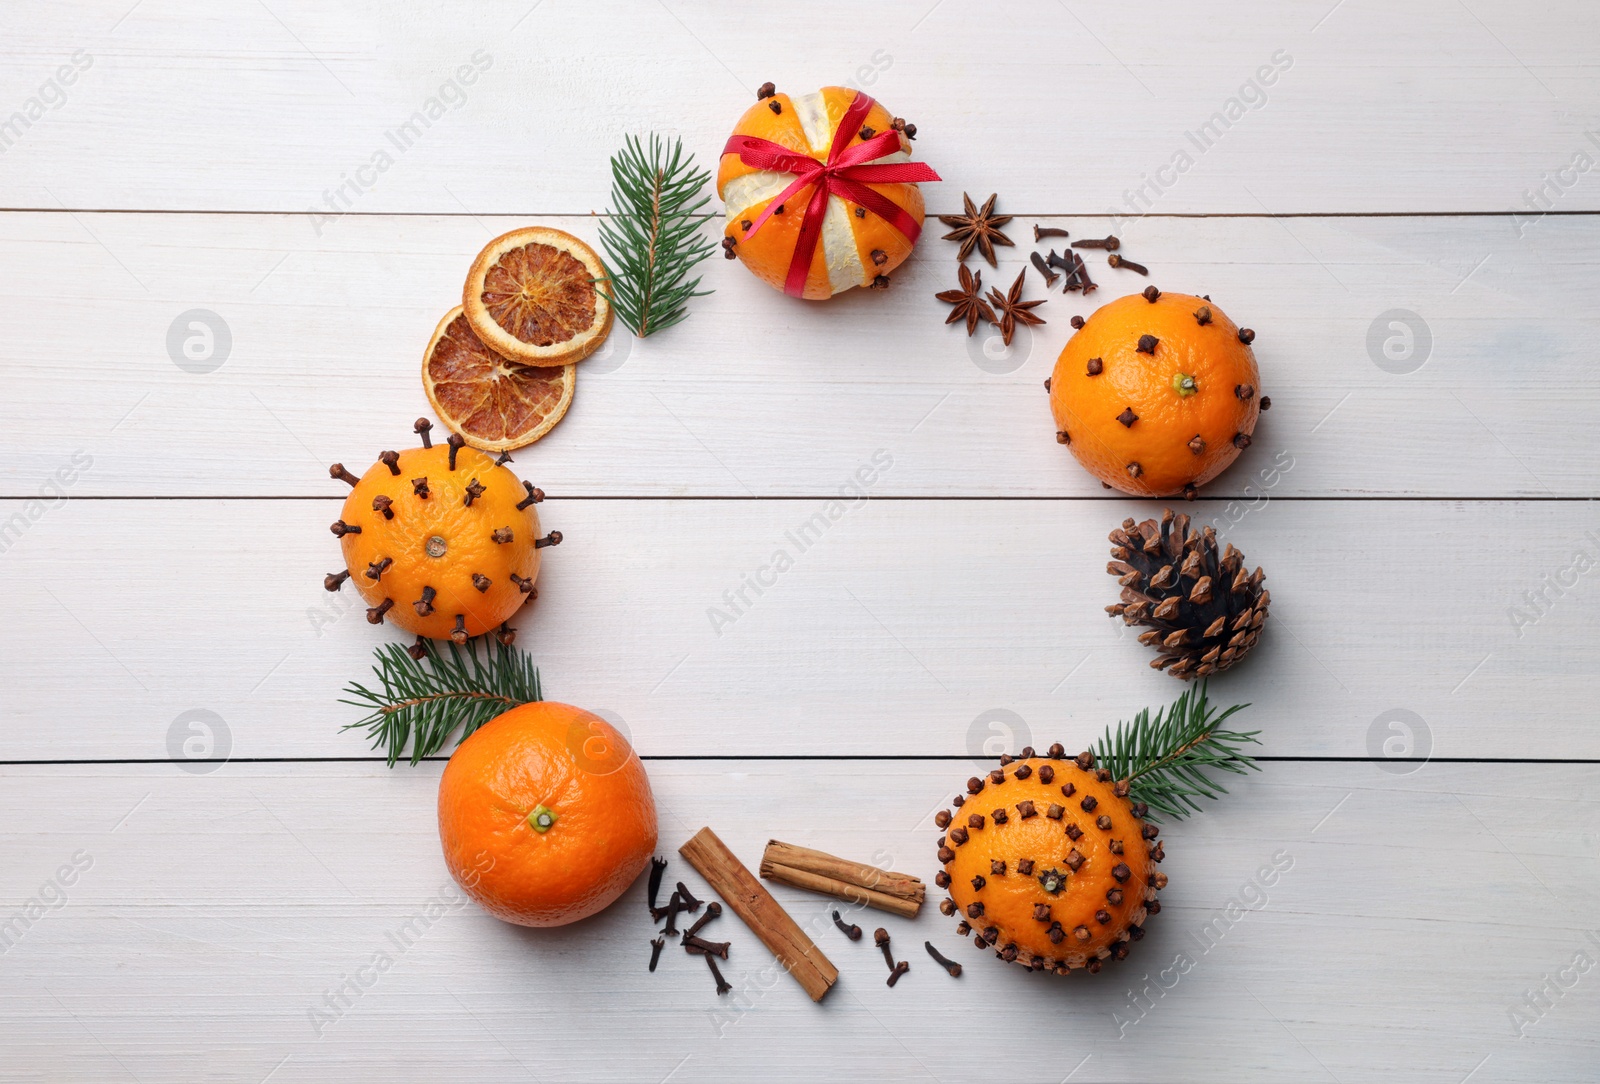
<box><xmin>3</xmin><ymin>2</ymin><xmax>1598</xmax><ymax>1080</ymax></box>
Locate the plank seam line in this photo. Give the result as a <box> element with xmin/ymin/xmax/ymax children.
<box><xmin>3</xmin><ymin>756</ymin><xmax>1596</xmax><ymax>766</ymax></box>
<box><xmin>4</xmin><ymin>208</ymin><xmax>1600</xmax><ymax>220</ymax></box>
<box><xmin>9</xmin><ymin>495</ymin><xmax>1600</xmax><ymax>503</ymax></box>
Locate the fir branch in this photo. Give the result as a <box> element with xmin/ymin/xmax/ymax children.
<box><xmin>340</xmin><ymin>638</ymin><xmax>541</xmax><ymax>767</ymax></box>
<box><xmin>597</xmin><ymin>134</ymin><xmax>716</xmax><ymax>337</ymax></box>
<box><xmin>1091</xmin><ymin>684</ymin><xmax>1259</xmax><ymax>822</ymax></box>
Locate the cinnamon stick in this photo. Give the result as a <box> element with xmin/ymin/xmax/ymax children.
<box><xmin>760</xmin><ymin>840</ymin><xmax>925</xmax><ymax>916</ymax></box>
<box><xmin>761</xmin><ymin>862</ymin><xmax>921</xmax><ymax>919</ymax></box>
<box><xmin>678</xmin><ymin>827</ymin><xmax>838</xmax><ymax>1003</ymax></box>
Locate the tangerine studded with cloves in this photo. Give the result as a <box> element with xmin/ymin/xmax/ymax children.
<box><xmin>1048</xmin><ymin>289</ymin><xmax>1264</xmax><ymax>498</ymax></box>
<box><xmin>325</xmin><ymin>421</ymin><xmax>562</xmax><ymax>651</ymax></box>
<box><xmin>934</xmin><ymin>745</ymin><xmax>1164</xmax><ymax>975</ymax></box>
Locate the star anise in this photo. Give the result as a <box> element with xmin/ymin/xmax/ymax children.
<box><xmin>938</xmin><ymin>192</ymin><xmax>1014</xmax><ymax>267</ymax></box>
<box><xmin>985</xmin><ymin>269</ymin><xmax>1047</xmax><ymax>345</ymax></box>
<box><xmin>935</xmin><ymin>264</ymin><xmax>996</xmax><ymax>335</ymax></box>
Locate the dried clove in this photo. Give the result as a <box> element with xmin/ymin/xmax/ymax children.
<box><xmin>379</xmin><ymin>451</ymin><xmax>401</xmax><ymax>476</ymax></box>
<box><xmin>925</xmin><ymin>942</ymin><xmax>962</xmax><ymax>977</ymax></box>
<box><xmin>324</xmin><ymin>570</ymin><xmax>350</xmax><ymax>592</ymax></box>
<box><xmin>407</xmin><ymin>635</ymin><xmax>427</xmax><ymax>661</ymax></box>
<box><xmin>463</xmin><ymin>479</ymin><xmax>486</xmax><ymax>507</ymax></box>
<box><xmin>1070</xmin><ymin>315</ymin><xmax>1085</xmax><ymax>330</ymax></box>
<box><xmin>412</xmin><ymin>477</ymin><xmax>430</xmax><ymax>499</ymax></box>
<box><xmin>662</xmin><ymin>891</ymin><xmax>685</xmax><ymax>935</ymax></box>
<box><xmin>450</xmin><ymin>614</ymin><xmax>467</xmax><ymax>644</ymax></box>
<box><xmin>329</xmin><ymin>519</ymin><xmax>361</xmax><ymax>537</ymax></box>
<box><xmin>647</xmin><ymin>856</ymin><xmax>669</xmax><ymax>914</ymax></box>
<box><xmin>447</xmin><ymin>433</ymin><xmax>465</xmax><ymax>470</ymax></box>
<box><xmin>1107</xmin><ymin>254</ymin><xmax>1148</xmax><ymax>275</ymax></box>
<box><xmin>887</xmin><ymin>961</ymin><xmax>910</xmax><ymax>986</ymax></box>
<box><xmin>1072</xmin><ymin>235</ymin><xmax>1120</xmax><ymax>251</ymax></box>
<box><xmin>874</xmin><ymin>928</ymin><xmax>896</xmax><ymax>971</ymax></box>
<box><xmin>1030</xmin><ymin>251</ymin><xmax>1058</xmax><ymax>287</ymax></box>
<box><xmin>1071</xmin><ymin>250</ymin><xmax>1097</xmax><ymax>294</ymax></box>
<box><xmin>414</xmin><ymin>418</ymin><xmax>433</xmax><ymax>448</ymax></box>
<box><xmin>1086</xmin><ymin>357</ymin><xmax>1104</xmax><ymax>376</ymax></box>
<box><xmin>371</xmin><ymin>494</ymin><xmax>395</xmax><ymax>520</ymax></box>
<box><xmin>756</xmin><ymin>82</ymin><xmax>775</xmax><ymax>100</ymax></box>
<box><xmin>648</xmin><ymin>934</ymin><xmax>667</xmax><ymax>972</ymax></box>
<box><xmin>1238</xmin><ymin>328</ymin><xmax>1256</xmax><ymax>344</ymax></box>
<box><xmin>536</xmin><ymin>531</ymin><xmax>563</xmax><ymax>549</ymax></box>
<box><xmin>1136</xmin><ymin>334</ymin><xmax>1159</xmax><ymax>354</ymax></box>
<box><xmin>495</xmin><ymin>451</ymin><xmax>513</xmax><ymax>466</ymax></box>
<box><xmin>515</xmin><ymin>483</ymin><xmax>544</xmax><ymax>512</ymax></box>
<box><xmin>1142</xmin><ymin>285</ymin><xmax>1161</xmax><ymax>303</ymax></box>
<box><xmin>471</xmin><ymin>573</ymin><xmax>491</xmax><ymax>593</ymax></box>
<box><xmin>721</xmin><ymin>236</ymin><xmax>737</xmax><ymax>260</ymax></box>
<box><xmin>1116</xmin><ymin>408</ymin><xmax>1138</xmax><ymax>428</ymax></box>
<box><xmin>510</xmin><ymin>573</ymin><xmax>536</xmax><ymax>595</ymax></box>
<box><xmin>676</xmin><ymin>882</ymin><xmax>704</xmax><ymax>912</ymax></box>
<box><xmin>1194</xmin><ymin>306</ymin><xmax>1213</xmax><ymax>326</ymax></box>
<box><xmin>329</xmin><ymin>463</ymin><xmax>359</xmax><ymax>487</ymax></box>
<box><xmin>496</xmin><ymin>623</ymin><xmax>515</xmax><ymax>646</ymax></box>
<box><xmin>684</xmin><ymin>936</ymin><xmax>730</xmax><ymax>959</ymax></box>
<box><xmin>366</xmin><ymin>598</ymin><xmax>394</xmax><ymax>624</ymax></box>
<box><xmin>768</xmin><ymin>100</ymin><xmax>782</xmax><ymax>115</ymax></box>
<box><xmin>1034</xmin><ymin>224</ymin><xmax>1070</xmax><ymax>241</ymax></box>
<box><xmin>705</xmin><ymin>954</ymin><xmax>733</xmax><ymax>995</ymax></box>
<box><xmin>491</xmin><ymin>527</ymin><xmax>513</xmax><ymax>544</ymax></box>
<box><xmin>365</xmin><ymin>556</ymin><xmax>393</xmax><ymax>581</ymax></box>
<box><xmin>414</xmin><ymin>586</ymin><xmax>437</xmax><ymax>617</ymax></box>
<box><xmin>832</xmin><ymin>910</ymin><xmax>862</xmax><ymax>941</ymax></box>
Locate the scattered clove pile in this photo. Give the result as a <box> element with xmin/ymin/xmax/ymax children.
<box><xmin>646</xmin><ymin>855</ymin><xmax>733</xmax><ymax>995</ymax></box>
<box><xmin>834</xmin><ymin>903</ymin><xmax>965</xmax><ymax>986</ymax></box>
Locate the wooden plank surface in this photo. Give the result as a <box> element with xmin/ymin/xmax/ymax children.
<box><xmin>2</xmin><ymin>497</ymin><xmax>1591</xmax><ymax>761</ymax></box>
<box><xmin>2</xmin><ymin>2</ymin><xmax>1598</xmax><ymax>214</ymax></box>
<box><xmin>3</xmin><ymin>211</ymin><xmax>1598</xmax><ymax>499</ymax></box>
<box><xmin>4</xmin><ymin>1</ymin><xmax>1599</xmax><ymax>1080</ymax></box>
<box><xmin>1</xmin><ymin>761</ymin><xmax>1595</xmax><ymax>1083</ymax></box>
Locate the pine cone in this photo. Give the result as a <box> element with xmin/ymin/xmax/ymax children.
<box><xmin>1106</xmin><ymin>510</ymin><xmax>1269</xmax><ymax>679</ymax></box>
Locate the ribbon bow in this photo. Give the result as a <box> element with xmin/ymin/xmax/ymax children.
<box><xmin>722</xmin><ymin>92</ymin><xmax>941</xmax><ymax>297</ymax></box>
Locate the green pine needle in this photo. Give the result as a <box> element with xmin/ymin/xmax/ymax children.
<box><xmin>340</xmin><ymin>638</ymin><xmax>542</xmax><ymax>767</ymax></box>
<box><xmin>597</xmin><ymin>134</ymin><xmax>716</xmax><ymax>337</ymax></box>
<box><xmin>1091</xmin><ymin>684</ymin><xmax>1259</xmax><ymax>822</ymax></box>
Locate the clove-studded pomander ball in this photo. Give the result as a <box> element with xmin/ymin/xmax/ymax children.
<box><xmin>933</xmin><ymin>746</ymin><xmax>1165</xmax><ymax>975</ymax></box>
<box><xmin>1048</xmin><ymin>289</ymin><xmax>1266</xmax><ymax>498</ymax></box>
<box><xmin>717</xmin><ymin>84</ymin><xmax>934</xmax><ymax>299</ymax></box>
<box><xmin>1108</xmin><ymin>509</ymin><xmax>1269</xmax><ymax>680</ymax></box>
<box><xmin>325</xmin><ymin>421</ymin><xmax>562</xmax><ymax>652</ymax></box>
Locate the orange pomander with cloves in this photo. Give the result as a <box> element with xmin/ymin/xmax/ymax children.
<box><xmin>325</xmin><ymin>419</ymin><xmax>562</xmax><ymax>655</ymax></box>
<box><xmin>933</xmin><ymin>745</ymin><xmax>1165</xmax><ymax>975</ymax></box>
<box><xmin>1048</xmin><ymin>287</ymin><xmax>1268</xmax><ymax>499</ymax></box>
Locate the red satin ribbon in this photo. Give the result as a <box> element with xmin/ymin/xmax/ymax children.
<box><xmin>722</xmin><ymin>92</ymin><xmax>941</xmax><ymax>297</ymax></box>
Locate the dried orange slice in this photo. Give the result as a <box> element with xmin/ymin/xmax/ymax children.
<box><xmin>422</xmin><ymin>306</ymin><xmax>575</xmax><ymax>451</ymax></box>
<box><xmin>463</xmin><ymin>227</ymin><xmax>613</xmax><ymax>367</ymax></box>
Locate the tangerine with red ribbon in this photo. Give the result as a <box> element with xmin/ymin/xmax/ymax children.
<box><xmin>717</xmin><ymin>87</ymin><xmax>941</xmax><ymax>300</ymax></box>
